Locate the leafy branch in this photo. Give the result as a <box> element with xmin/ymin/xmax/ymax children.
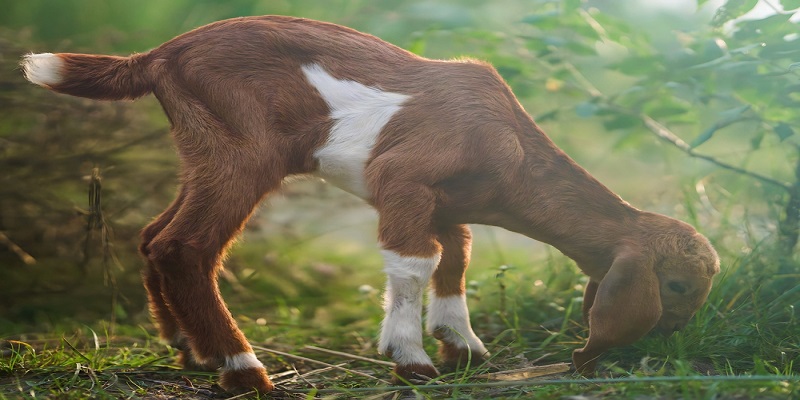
<box><xmin>638</xmin><ymin>112</ymin><xmax>790</xmax><ymax>191</ymax></box>
<box><xmin>560</xmin><ymin>59</ymin><xmax>793</xmax><ymax>192</ymax></box>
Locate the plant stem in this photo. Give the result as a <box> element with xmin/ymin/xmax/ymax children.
<box><xmin>778</xmin><ymin>147</ymin><xmax>800</xmax><ymax>265</ymax></box>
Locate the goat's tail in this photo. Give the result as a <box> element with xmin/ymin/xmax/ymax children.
<box><xmin>21</xmin><ymin>52</ymin><xmax>153</xmax><ymax>100</ymax></box>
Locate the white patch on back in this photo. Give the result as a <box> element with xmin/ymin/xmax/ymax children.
<box><xmin>21</xmin><ymin>53</ymin><xmax>64</xmax><ymax>87</ymax></box>
<box><xmin>301</xmin><ymin>64</ymin><xmax>410</xmax><ymax>199</ymax></box>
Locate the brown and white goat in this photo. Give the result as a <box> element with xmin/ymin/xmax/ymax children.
<box><xmin>21</xmin><ymin>16</ymin><xmax>720</xmax><ymax>392</ymax></box>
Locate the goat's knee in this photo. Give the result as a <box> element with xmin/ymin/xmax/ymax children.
<box><xmin>144</xmin><ymin>238</ymin><xmax>208</xmax><ymax>275</ymax></box>
<box><xmin>139</xmin><ymin>215</ymin><xmax>174</xmax><ymax>257</ymax></box>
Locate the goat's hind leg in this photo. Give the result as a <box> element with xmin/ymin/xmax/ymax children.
<box><xmin>143</xmin><ymin>165</ymin><xmax>282</xmax><ymax>393</ymax></box>
<box><xmin>139</xmin><ymin>187</ymin><xmax>210</xmax><ymax>370</ymax></box>
<box><xmin>427</xmin><ymin>224</ymin><xmax>489</xmax><ymax>370</ymax></box>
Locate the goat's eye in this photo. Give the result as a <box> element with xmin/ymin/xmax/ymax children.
<box><xmin>668</xmin><ymin>281</ymin><xmax>687</xmax><ymax>294</ymax></box>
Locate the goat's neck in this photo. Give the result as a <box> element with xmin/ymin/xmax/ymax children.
<box><xmin>496</xmin><ymin>118</ymin><xmax>640</xmax><ymax>277</ymax></box>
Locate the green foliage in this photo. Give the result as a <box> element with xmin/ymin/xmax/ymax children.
<box><xmin>2</xmin><ymin>1</ymin><xmax>800</xmax><ymax>398</ymax></box>
<box><xmin>510</xmin><ymin>0</ymin><xmax>800</xmax><ymax>264</ymax></box>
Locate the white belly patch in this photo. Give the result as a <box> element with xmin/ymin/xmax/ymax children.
<box><xmin>301</xmin><ymin>64</ymin><xmax>410</xmax><ymax>199</ymax></box>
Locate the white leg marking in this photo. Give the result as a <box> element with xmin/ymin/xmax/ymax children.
<box><xmin>379</xmin><ymin>250</ymin><xmax>440</xmax><ymax>366</ymax></box>
<box><xmin>21</xmin><ymin>53</ymin><xmax>64</xmax><ymax>87</ymax></box>
<box><xmin>223</xmin><ymin>352</ymin><xmax>265</xmax><ymax>371</ymax></box>
<box><xmin>426</xmin><ymin>291</ymin><xmax>489</xmax><ymax>356</ymax></box>
<box><xmin>301</xmin><ymin>64</ymin><xmax>410</xmax><ymax>199</ymax></box>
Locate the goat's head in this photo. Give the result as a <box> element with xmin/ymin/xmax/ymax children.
<box><xmin>573</xmin><ymin>215</ymin><xmax>719</xmax><ymax>373</ymax></box>
<box><xmin>652</xmin><ymin>223</ymin><xmax>719</xmax><ymax>334</ymax></box>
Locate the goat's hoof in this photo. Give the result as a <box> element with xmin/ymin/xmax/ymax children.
<box><xmin>392</xmin><ymin>363</ymin><xmax>439</xmax><ymax>384</ymax></box>
<box><xmin>431</xmin><ymin>327</ymin><xmax>489</xmax><ymax>371</ymax></box>
<box><xmin>437</xmin><ymin>339</ymin><xmax>488</xmax><ymax>369</ymax></box>
<box><xmin>438</xmin><ymin>346</ymin><xmax>488</xmax><ymax>371</ymax></box>
<box><xmin>219</xmin><ymin>367</ymin><xmax>274</xmax><ymax>393</ymax></box>
<box><xmin>571</xmin><ymin>349</ymin><xmax>598</xmax><ymax>376</ymax></box>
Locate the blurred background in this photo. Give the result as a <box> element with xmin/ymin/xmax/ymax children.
<box><xmin>0</xmin><ymin>0</ymin><xmax>798</xmax><ymax>368</ymax></box>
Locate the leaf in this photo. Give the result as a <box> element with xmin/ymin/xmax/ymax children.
<box><xmin>734</xmin><ymin>14</ymin><xmax>794</xmax><ymax>41</ymax></box>
<box><xmin>774</xmin><ymin>123</ymin><xmax>795</xmax><ymax>141</ymax></box>
<box><xmin>690</xmin><ymin>107</ymin><xmax>752</xmax><ymax>149</ymax></box>
<box><xmin>688</xmin><ymin>54</ymin><xmax>732</xmax><ymax>70</ymax></box>
<box><xmin>719</xmin><ymin>104</ymin><xmax>752</xmax><ymax>120</ymax></box>
<box><xmin>644</xmin><ymin>97</ymin><xmax>691</xmax><ymax>120</ymax></box>
<box><xmin>611</xmin><ymin>129</ymin><xmax>644</xmax><ymax>150</ymax></box>
<box><xmin>603</xmin><ymin>114</ymin><xmax>641</xmax><ymax>130</ymax></box>
<box><xmin>783</xmin><ymin>0</ymin><xmax>800</xmax><ymax>9</ymax></box>
<box><xmin>751</xmin><ymin>130</ymin><xmax>765</xmax><ymax>149</ymax></box>
<box><xmin>690</xmin><ymin>126</ymin><xmax>719</xmax><ymax>149</ymax></box>
<box><xmin>565</xmin><ymin>0</ymin><xmax>582</xmax><ymax>12</ymax></box>
<box><xmin>608</xmin><ymin>56</ymin><xmax>664</xmax><ymax>76</ymax></box>
<box><xmin>648</xmin><ymin>105</ymin><xmax>690</xmax><ymax>120</ymax></box>
<box><xmin>759</xmin><ymin>41</ymin><xmax>800</xmax><ymax>61</ymax></box>
<box><xmin>521</xmin><ymin>11</ymin><xmax>560</xmax><ymax>28</ymax></box>
<box><xmin>728</xmin><ymin>42</ymin><xmax>767</xmax><ymax>55</ymax></box>
<box><xmin>535</xmin><ymin>109</ymin><xmax>560</xmax><ymax>122</ymax></box>
<box><xmin>716</xmin><ymin>60</ymin><xmax>762</xmax><ymax>72</ymax></box>
<box><xmin>590</xmin><ymin>13</ymin><xmax>634</xmax><ymax>42</ymax></box>
<box><xmin>575</xmin><ymin>102</ymin><xmax>598</xmax><ymax>118</ymax></box>
<box><xmin>565</xmin><ymin>40</ymin><xmax>597</xmax><ymax>56</ymax></box>
<box><xmin>543</xmin><ymin>35</ymin><xmax>569</xmax><ymax>47</ymax></box>
<box><xmin>711</xmin><ymin>0</ymin><xmax>759</xmax><ymax>27</ymax></box>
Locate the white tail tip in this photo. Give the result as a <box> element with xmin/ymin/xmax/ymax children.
<box><xmin>22</xmin><ymin>53</ymin><xmax>63</xmax><ymax>87</ymax></box>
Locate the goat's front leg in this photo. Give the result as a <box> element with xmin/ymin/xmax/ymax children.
<box><xmin>375</xmin><ymin>183</ymin><xmax>441</xmax><ymax>383</ymax></box>
<box><xmin>143</xmin><ymin>166</ymin><xmax>280</xmax><ymax>393</ymax></box>
<box><xmin>427</xmin><ymin>224</ymin><xmax>489</xmax><ymax>369</ymax></box>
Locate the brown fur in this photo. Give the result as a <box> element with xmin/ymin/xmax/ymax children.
<box><xmin>22</xmin><ymin>15</ymin><xmax>720</xmax><ymax>391</ymax></box>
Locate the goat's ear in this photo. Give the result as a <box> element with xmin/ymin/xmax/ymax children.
<box><xmin>581</xmin><ymin>280</ymin><xmax>599</xmax><ymax>325</ymax></box>
<box><xmin>573</xmin><ymin>250</ymin><xmax>662</xmax><ymax>374</ymax></box>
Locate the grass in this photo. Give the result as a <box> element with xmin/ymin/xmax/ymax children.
<box><xmin>1</xmin><ymin>323</ymin><xmax>797</xmax><ymax>399</ymax></box>
<box><xmin>1</xmin><ymin>184</ymin><xmax>798</xmax><ymax>400</ymax></box>
<box><xmin>2</xmin><ymin>228</ymin><xmax>798</xmax><ymax>399</ymax></box>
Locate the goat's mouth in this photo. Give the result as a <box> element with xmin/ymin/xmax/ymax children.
<box><xmin>655</xmin><ymin>314</ymin><xmax>691</xmax><ymax>334</ymax></box>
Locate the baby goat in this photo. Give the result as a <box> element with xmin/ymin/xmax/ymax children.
<box><xmin>22</xmin><ymin>16</ymin><xmax>720</xmax><ymax>392</ymax></box>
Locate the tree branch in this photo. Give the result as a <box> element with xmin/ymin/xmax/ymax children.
<box><xmin>558</xmin><ymin>60</ymin><xmax>792</xmax><ymax>192</ymax></box>
<box><xmin>0</xmin><ymin>232</ymin><xmax>36</xmax><ymax>265</ymax></box>
<box><xmin>639</xmin><ymin>114</ymin><xmax>792</xmax><ymax>191</ymax></box>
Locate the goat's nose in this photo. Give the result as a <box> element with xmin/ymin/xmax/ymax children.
<box><xmin>672</xmin><ymin>322</ymin><xmax>686</xmax><ymax>332</ymax></box>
